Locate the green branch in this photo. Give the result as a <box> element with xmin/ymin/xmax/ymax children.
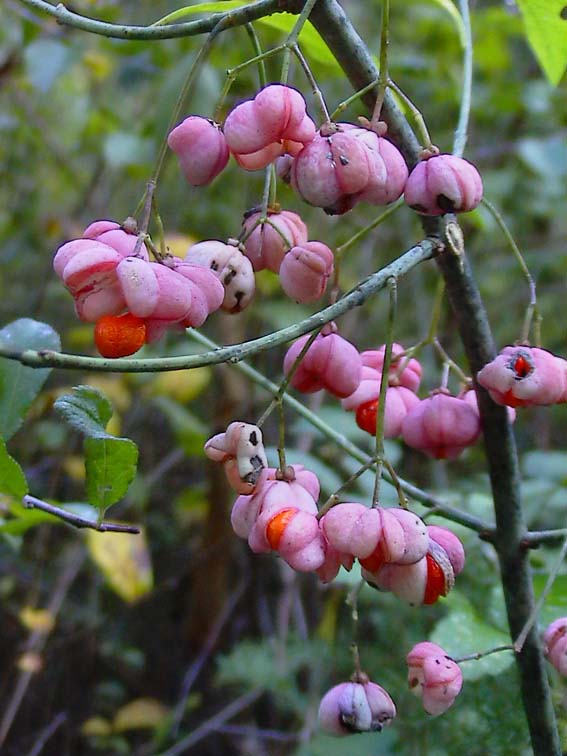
<box><xmin>17</xmin><ymin>0</ymin><xmax>281</xmax><ymax>40</ymax></box>
<box><xmin>0</xmin><ymin>241</ymin><xmax>436</xmax><ymax>373</ymax></box>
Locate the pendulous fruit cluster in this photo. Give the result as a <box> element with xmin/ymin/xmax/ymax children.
<box><xmin>53</xmin><ymin>221</ymin><xmax>225</xmax><ymax>357</ymax></box>
<box><xmin>167</xmin><ymin>83</ymin><xmax>484</xmax><ymax>218</ymax></box>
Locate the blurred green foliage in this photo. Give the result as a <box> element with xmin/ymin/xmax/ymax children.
<box><xmin>0</xmin><ymin>1</ymin><xmax>566</xmax><ymax>754</ymax></box>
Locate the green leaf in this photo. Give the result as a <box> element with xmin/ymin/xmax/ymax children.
<box><xmin>55</xmin><ymin>386</ymin><xmax>138</xmax><ymax>512</ymax></box>
<box><xmin>516</xmin><ymin>0</ymin><xmax>567</xmax><ymax>85</ymax></box>
<box><xmin>0</xmin><ymin>437</ymin><xmax>28</xmax><ymax>499</ymax></box>
<box><xmin>54</xmin><ymin>385</ymin><xmax>113</xmax><ymax>438</ymax></box>
<box><xmin>431</xmin><ymin>591</ymin><xmax>513</xmax><ymax>681</ymax></box>
<box><xmin>85</xmin><ymin>436</ymin><xmax>138</xmax><ymax>510</ymax></box>
<box><xmin>0</xmin><ymin>319</ymin><xmax>61</xmax><ymax>441</ymax></box>
<box><xmin>153</xmin><ymin>3</ymin><xmax>339</xmax><ymax>69</ymax></box>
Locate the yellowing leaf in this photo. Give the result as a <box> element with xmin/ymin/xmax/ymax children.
<box><xmin>17</xmin><ymin>651</ymin><xmax>43</xmax><ymax>673</ymax></box>
<box><xmin>164</xmin><ymin>233</ymin><xmax>196</xmax><ymax>259</ymax></box>
<box><xmin>81</xmin><ymin>717</ymin><xmax>113</xmax><ymax>737</ymax></box>
<box><xmin>113</xmin><ymin>698</ymin><xmax>169</xmax><ymax>732</ymax></box>
<box><xmin>62</xmin><ymin>454</ymin><xmax>86</xmax><ymax>482</ymax></box>
<box><xmin>19</xmin><ymin>607</ymin><xmax>55</xmax><ymax>633</ymax></box>
<box><xmin>83</xmin><ymin>50</ymin><xmax>113</xmax><ymax>80</ymax></box>
<box><xmin>87</xmin><ymin>529</ymin><xmax>153</xmax><ymax>603</ymax></box>
<box><xmin>84</xmin><ymin>375</ymin><xmax>132</xmax><ymax>413</ymax></box>
<box><xmin>105</xmin><ymin>414</ymin><xmax>122</xmax><ymax>438</ymax></box>
<box><xmin>145</xmin><ymin>367</ymin><xmax>211</xmax><ymax>404</ymax></box>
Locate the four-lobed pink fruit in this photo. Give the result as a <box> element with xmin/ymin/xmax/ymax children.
<box><xmin>407</xmin><ymin>642</ymin><xmax>463</xmax><ymax>715</ymax></box>
<box><xmin>318</xmin><ymin>679</ymin><xmax>396</xmax><ymax>735</ymax></box>
<box><xmin>283</xmin><ymin>324</ymin><xmax>362</xmax><ymax>398</ymax></box>
<box><xmin>224</xmin><ymin>84</ymin><xmax>316</xmax><ymax>171</ymax></box>
<box><xmin>401</xmin><ymin>389</ymin><xmax>481</xmax><ymax>459</ymax></box>
<box><xmin>404</xmin><ymin>153</ymin><xmax>483</xmax><ymax>215</ymax></box>
<box><xmin>167</xmin><ymin>116</ymin><xmax>229</xmax><ymax>186</ymax></box>
<box><xmin>241</xmin><ymin>209</ymin><xmax>307</xmax><ymax>272</ymax></box>
<box><xmin>477</xmin><ymin>345</ymin><xmax>567</xmax><ymax>407</ymax></box>
<box><xmin>279</xmin><ymin>241</ymin><xmax>334</xmax><ymax>303</ymax></box>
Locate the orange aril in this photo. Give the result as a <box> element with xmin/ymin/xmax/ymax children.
<box><xmin>266</xmin><ymin>508</ymin><xmax>296</xmax><ymax>549</ymax></box>
<box><xmin>355</xmin><ymin>399</ymin><xmax>378</xmax><ymax>435</ymax></box>
<box><xmin>94</xmin><ymin>313</ymin><xmax>146</xmax><ymax>358</ymax></box>
<box><xmin>423</xmin><ymin>553</ymin><xmax>447</xmax><ymax>605</ymax></box>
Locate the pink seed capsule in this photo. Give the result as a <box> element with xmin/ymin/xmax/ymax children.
<box><xmin>401</xmin><ymin>390</ymin><xmax>481</xmax><ymax>459</ymax></box>
<box><xmin>283</xmin><ymin>326</ymin><xmax>362</xmax><ymax>398</ymax></box>
<box><xmin>279</xmin><ymin>241</ymin><xmax>334</xmax><ymax>303</ymax></box>
<box><xmin>185</xmin><ymin>240</ymin><xmax>255</xmax><ymax>313</ymax></box>
<box><xmin>241</xmin><ymin>209</ymin><xmax>307</xmax><ymax>272</ymax></box>
<box><xmin>116</xmin><ymin>257</ymin><xmax>160</xmax><ymax>318</ymax></box>
<box><xmin>543</xmin><ymin>618</ymin><xmax>567</xmax><ymax>676</ymax></box>
<box><xmin>54</xmin><ymin>239</ymin><xmax>126</xmax><ymax>322</ymax></box>
<box><xmin>318</xmin><ymin>680</ymin><xmax>396</xmax><ymax>735</ymax></box>
<box><xmin>291</xmin><ymin>127</ymin><xmax>371</xmax><ymax>214</ymax></box>
<box><xmin>361</xmin><ymin>343</ymin><xmax>422</xmax><ymax>392</ymax></box>
<box><xmin>342</xmin><ymin>383</ymin><xmax>420</xmax><ymax>439</ymax></box>
<box><xmin>167</xmin><ymin>116</ymin><xmax>229</xmax><ymax>186</ymax></box>
<box><xmin>404</xmin><ymin>153</ymin><xmax>483</xmax><ymax>215</ymax></box>
<box><xmin>224</xmin><ymin>84</ymin><xmax>315</xmax><ymax>170</ymax></box>
<box><xmin>407</xmin><ymin>642</ymin><xmax>463</xmax><ymax>715</ymax></box>
<box><xmin>364</xmin><ymin>525</ymin><xmax>464</xmax><ymax>605</ymax></box>
<box><xmin>83</xmin><ymin>219</ymin><xmax>149</xmax><ymax>261</ymax></box>
<box><xmin>476</xmin><ymin>345</ymin><xmax>567</xmax><ymax>407</ymax></box>
<box><xmin>345</xmin><ymin>127</ymin><xmax>408</xmax><ymax>206</ymax></box>
<box><xmin>319</xmin><ymin>502</ymin><xmax>382</xmax><ymax>560</ymax></box>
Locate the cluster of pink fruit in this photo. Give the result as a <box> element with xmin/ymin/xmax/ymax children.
<box><xmin>284</xmin><ymin>328</ymin><xmax>485</xmax><ymax>460</ymax></box>
<box><xmin>168</xmin><ymin>83</ymin><xmax>484</xmax><ymax>217</ymax></box>
<box><xmin>318</xmin><ymin>641</ymin><xmax>463</xmax><ymax>735</ymax></box>
<box><xmin>53</xmin><ymin>220</ymin><xmax>228</xmax><ymax>357</ymax></box>
<box><xmin>204</xmin><ymin>421</ymin><xmax>465</xmax><ymax>604</ymax></box>
<box><xmin>204</xmin><ymin>422</ymin><xmax>466</xmax><ymax>730</ymax></box>
<box><xmin>52</xmin><ymin>206</ymin><xmax>337</xmax><ymax>357</ymax></box>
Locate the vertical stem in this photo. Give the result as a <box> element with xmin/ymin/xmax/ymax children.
<box><xmin>372</xmin><ymin>277</ymin><xmax>397</xmax><ymax>506</ymax></box>
<box><xmin>453</xmin><ymin>0</ymin><xmax>473</xmax><ymax>157</ymax></box>
<box><xmin>481</xmin><ymin>198</ymin><xmax>538</xmax><ymax>344</ymax></box>
<box><xmin>291</xmin><ymin>44</ymin><xmax>332</xmax><ymax>123</ymax></box>
<box><xmin>152</xmin><ymin>31</ymin><xmax>219</xmax><ymax>185</ymax></box>
<box><xmin>245</xmin><ymin>23</ymin><xmax>267</xmax><ymax>87</ymax></box>
<box><xmin>370</xmin><ymin>0</ymin><xmax>389</xmax><ymax>127</ymax></box>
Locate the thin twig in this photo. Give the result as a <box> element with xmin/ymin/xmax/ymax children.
<box><xmin>22</xmin><ymin>495</ymin><xmax>140</xmax><ymax>534</ymax></box>
<box><xmin>514</xmin><ymin>529</ymin><xmax>567</xmax><ymax>653</ymax></box>
<box><xmin>170</xmin><ymin>581</ymin><xmax>247</xmax><ymax>736</ymax></box>
<box><xmin>481</xmin><ymin>197</ymin><xmax>539</xmax><ymax>344</ymax></box>
<box><xmin>25</xmin><ymin>713</ymin><xmax>67</xmax><ymax>756</ymax></box>
<box><xmin>0</xmin><ymin>546</ymin><xmax>85</xmax><ymax>748</ymax></box>
<box><xmin>157</xmin><ymin>689</ymin><xmax>263</xmax><ymax>756</ymax></box>
<box><xmin>454</xmin><ymin>644</ymin><xmax>513</xmax><ymax>664</ymax></box>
